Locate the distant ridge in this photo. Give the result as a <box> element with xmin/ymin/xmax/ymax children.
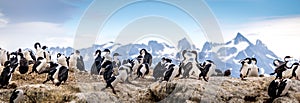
<box><xmin>48</xmin><ymin>33</ymin><xmax>278</xmax><ymax>77</ymax></box>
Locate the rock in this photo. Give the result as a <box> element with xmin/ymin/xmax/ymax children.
<box><xmin>244</xmin><ymin>93</ymin><xmax>259</xmax><ymax>102</ymax></box>
<box><xmin>212</xmin><ymin>69</ymin><xmax>224</xmax><ymax>76</ymax></box>
<box><xmin>294</xmin><ymin>93</ymin><xmax>300</xmax><ymax>102</ymax></box>
<box><xmin>228</xmin><ymin>98</ymin><xmax>244</xmax><ymax>103</ymax></box>
<box><xmin>142</xmin><ymin>77</ymin><xmax>300</xmax><ymax>103</ymax></box>
<box><xmin>259</xmin><ymin>74</ymin><xmax>265</xmax><ymax>77</ymax></box>
<box><xmin>273</xmin><ymin>96</ymin><xmax>298</xmax><ymax>103</ymax></box>
<box><xmin>1</xmin><ymin>66</ymin><xmax>300</xmax><ymax>102</ymax></box>
<box><xmin>8</xmin><ymin>81</ymin><xmax>18</xmax><ymax>89</ymax></box>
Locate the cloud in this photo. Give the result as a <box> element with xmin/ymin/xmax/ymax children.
<box><xmin>0</xmin><ymin>21</ymin><xmax>74</xmax><ymax>51</ymax></box>
<box><xmin>239</xmin><ymin>16</ymin><xmax>300</xmax><ymax>36</ymax></box>
<box><xmin>0</xmin><ymin>0</ymin><xmax>92</xmax><ymax>23</ymax></box>
<box><xmin>0</xmin><ymin>18</ymin><xmax>8</xmax><ymax>28</ymax></box>
<box><xmin>0</xmin><ymin>1</ymin><xmax>95</xmax><ymax>51</ymax></box>
<box><xmin>246</xmin><ymin>33</ymin><xmax>259</xmax><ymax>36</ymax></box>
<box><xmin>223</xmin><ymin>15</ymin><xmax>300</xmax><ymax>58</ymax></box>
<box><xmin>0</xmin><ymin>12</ymin><xmax>8</xmax><ymax>28</ymax></box>
<box><xmin>0</xmin><ymin>12</ymin><xmax>3</xmax><ymax>17</ymax></box>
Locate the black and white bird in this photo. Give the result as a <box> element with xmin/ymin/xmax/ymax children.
<box><xmin>117</xmin><ymin>59</ymin><xmax>134</xmax><ymax>82</ymax></box>
<box><xmin>272</xmin><ymin>56</ymin><xmax>293</xmax><ymax>69</ymax></box>
<box><xmin>239</xmin><ymin>57</ymin><xmax>259</xmax><ymax>80</ymax></box>
<box><xmin>101</xmin><ymin>60</ymin><xmax>118</xmax><ymax>94</ymax></box>
<box><xmin>153</xmin><ymin>57</ymin><xmax>172</xmax><ymax>80</ymax></box>
<box><xmin>18</xmin><ymin>53</ymin><xmax>29</xmax><ymax>74</ymax></box>
<box><xmin>101</xmin><ymin>59</ymin><xmax>136</xmax><ymax>94</ymax></box>
<box><xmin>22</xmin><ymin>50</ymin><xmax>35</xmax><ymax>64</ymax></box>
<box><xmin>57</xmin><ymin>53</ymin><xmax>68</xmax><ymax>68</ymax></box>
<box><xmin>139</xmin><ymin>49</ymin><xmax>152</xmax><ymax>66</ymax></box>
<box><xmin>199</xmin><ymin>60</ymin><xmax>217</xmax><ymax>82</ymax></box>
<box><xmin>41</xmin><ymin>46</ymin><xmax>51</xmax><ymax>62</ymax></box>
<box><xmin>275</xmin><ymin>61</ymin><xmax>299</xmax><ymax>79</ymax></box>
<box><xmin>43</xmin><ymin>62</ymin><xmax>68</xmax><ymax>86</ymax></box>
<box><xmin>34</xmin><ymin>43</ymin><xmax>51</xmax><ymax>62</ymax></box>
<box><xmin>75</xmin><ymin>50</ymin><xmax>85</xmax><ymax>71</ymax></box>
<box><xmin>135</xmin><ymin>55</ymin><xmax>150</xmax><ymax>78</ymax></box>
<box><xmin>0</xmin><ymin>48</ymin><xmax>9</xmax><ymax>66</ymax></box>
<box><xmin>270</xmin><ymin>56</ymin><xmax>298</xmax><ymax>79</ymax></box>
<box><xmin>91</xmin><ymin>50</ymin><xmax>102</xmax><ymax>75</ymax></box>
<box><xmin>181</xmin><ymin>50</ymin><xmax>201</xmax><ymax>78</ymax></box>
<box><xmin>34</xmin><ymin>42</ymin><xmax>43</xmax><ymax>58</ymax></box>
<box><xmin>268</xmin><ymin>78</ymin><xmax>292</xmax><ymax>99</ymax></box>
<box><xmin>101</xmin><ymin>49</ymin><xmax>112</xmax><ymax>66</ymax></box>
<box><xmin>9</xmin><ymin>52</ymin><xmax>19</xmax><ymax>71</ymax></box>
<box><xmin>29</xmin><ymin>50</ymin><xmax>36</xmax><ymax>63</ymax></box>
<box><xmin>0</xmin><ymin>61</ymin><xmax>14</xmax><ymax>88</ymax></box>
<box><xmin>163</xmin><ymin>62</ymin><xmax>181</xmax><ymax>82</ymax></box>
<box><xmin>112</xmin><ymin>53</ymin><xmax>121</xmax><ymax>76</ymax></box>
<box><xmin>10</xmin><ymin>89</ymin><xmax>25</xmax><ymax>103</ymax></box>
<box><xmin>101</xmin><ymin>60</ymin><xmax>114</xmax><ymax>81</ymax></box>
<box><xmin>289</xmin><ymin>62</ymin><xmax>300</xmax><ymax>80</ymax></box>
<box><xmin>29</xmin><ymin>57</ymin><xmax>48</xmax><ymax>74</ymax></box>
<box><xmin>68</xmin><ymin>52</ymin><xmax>79</xmax><ymax>70</ymax></box>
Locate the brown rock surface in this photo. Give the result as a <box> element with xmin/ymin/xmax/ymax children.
<box><xmin>1</xmin><ymin>70</ymin><xmax>300</xmax><ymax>103</ymax></box>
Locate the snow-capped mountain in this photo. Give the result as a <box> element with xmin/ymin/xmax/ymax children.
<box><xmin>46</xmin><ymin>33</ymin><xmax>278</xmax><ymax>77</ymax></box>
<box><xmin>198</xmin><ymin>33</ymin><xmax>278</xmax><ymax>77</ymax></box>
<box><xmin>47</xmin><ymin>40</ymin><xmax>182</xmax><ymax>70</ymax></box>
<box><xmin>114</xmin><ymin>40</ymin><xmax>179</xmax><ymax>66</ymax></box>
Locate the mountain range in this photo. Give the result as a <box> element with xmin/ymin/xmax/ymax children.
<box><xmin>198</xmin><ymin>33</ymin><xmax>278</xmax><ymax>77</ymax></box>
<box><xmin>48</xmin><ymin>33</ymin><xmax>278</xmax><ymax>77</ymax></box>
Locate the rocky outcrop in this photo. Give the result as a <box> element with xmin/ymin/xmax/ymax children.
<box><xmin>1</xmin><ymin>71</ymin><xmax>300</xmax><ymax>103</ymax></box>
<box><xmin>141</xmin><ymin>77</ymin><xmax>300</xmax><ymax>103</ymax></box>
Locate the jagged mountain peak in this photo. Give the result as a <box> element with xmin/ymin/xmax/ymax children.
<box><xmin>235</xmin><ymin>32</ymin><xmax>246</xmax><ymax>40</ymax></box>
<box><xmin>201</xmin><ymin>42</ymin><xmax>212</xmax><ymax>52</ymax></box>
<box><xmin>233</xmin><ymin>33</ymin><xmax>252</xmax><ymax>45</ymax></box>
<box><xmin>199</xmin><ymin>33</ymin><xmax>278</xmax><ymax>77</ymax></box>
<box><xmin>254</xmin><ymin>39</ymin><xmax>269</xmax><ymax>51</ymax></box>
<box><xmin>48</xmin><ymin>33</ymin><xmax>278</xmax><ymax>78</ymax></box>
<box><xmin>177</xmin><ymin>37</ymin><xmax>192</xmax><ymax>51</ymax></box>
<box><xmin>255</xmin><ymin>39</ymin><xmax>263</xmax><ymax>45</ymax></box>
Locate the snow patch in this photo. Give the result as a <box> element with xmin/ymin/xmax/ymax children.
<box><xmin>266</xmin><ymin>54</ymin><xmax>276</xmax><ymax>60</ymax></box>
<box><xmin>260</xmin><ymin>68</ymin><xmax>265</xmax><ymax>74</ymax></box>
<box><xmin>233</xmin><ymin>59</ymin><xmax>240</xmax><ymax>65</ymax></box>
<box><xmin>218</xmin><ymin>41</ymin><xmax>250</xmax><ymax>62</ymax></box>
<box><xmin>102</xmin><ymin>42</ymin><xmax>114</xmax><ymax>49</ymax></box>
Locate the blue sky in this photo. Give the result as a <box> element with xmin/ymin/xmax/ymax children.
<box><xmin>206</xmin><ymin>0</ymin><xmax>300</xmax><ymax>22</ymax></box>
<box><xmin>0</xmin><ymin>0</ymin><xmax>300</xmax><ymax>58</ymax></box>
